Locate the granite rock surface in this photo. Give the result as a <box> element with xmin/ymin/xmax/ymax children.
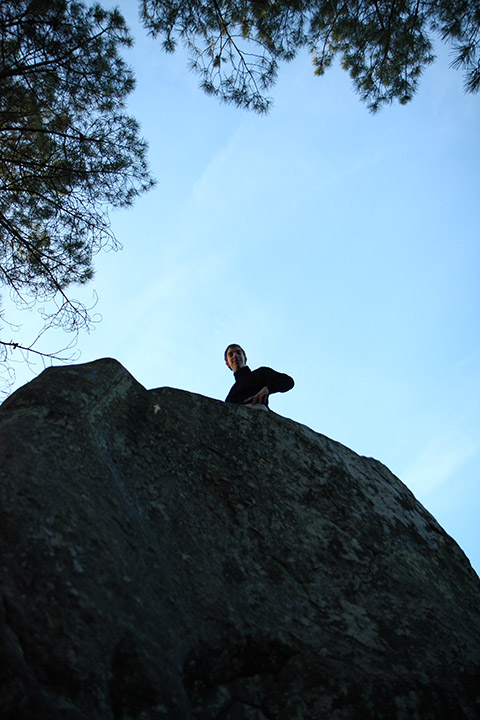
<box><xmin>0</xmin><ymin>358</ymin><xmax>479</xmax><ymax>719</ymax></box>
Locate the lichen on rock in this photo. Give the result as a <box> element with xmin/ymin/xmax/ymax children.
<box><xmin>0</xmin><ymin>358</ymin><xmax>479</xmax><ymax>719</ymax></box>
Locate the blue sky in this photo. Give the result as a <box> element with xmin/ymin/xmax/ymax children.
<box><xmin>3</xmin><ymin>3</ymin><xmax>480</xmax><ymax>576</ymax></box>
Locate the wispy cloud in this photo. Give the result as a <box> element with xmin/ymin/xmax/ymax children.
<box><xmin>402</xmin><ymin>425</ymin><xmax>480</xmax><ymax>500</ymax></box>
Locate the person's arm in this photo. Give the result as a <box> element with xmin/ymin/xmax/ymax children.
<box><xmin>244</xmin><ymin>386</ymin><xmax>270</xmax><ymax>405</ymax></box>
<box><xmin>243</xmin><ymin>368</ymin><xmax>294</xmax><ymax>404</ymax></box>
<box><xmin>262</xmin><ymin>367</ymin><xmax>294</xmax><ymax>394</ymax></box>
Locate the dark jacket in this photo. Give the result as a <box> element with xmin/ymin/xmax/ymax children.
<box><xmin>225</xmin><ymin>365</ymin><xmax>294</xmax><ymax>405</ymax></box>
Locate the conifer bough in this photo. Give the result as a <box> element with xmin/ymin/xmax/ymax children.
<box><xmin>0</xmin><ymin>0</ymin><xmax>154</xmax><ymax>373</ymax></box>
<box><xmin>141</xmin><ymin>0</ymin><xmax>480</xmax><ymax>112</ymax></box>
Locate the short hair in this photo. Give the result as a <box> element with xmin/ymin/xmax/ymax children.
<box><xmin>224</xmin><ymin>344</ymin><xmax>245</xmax><ymax>360</ymax></box>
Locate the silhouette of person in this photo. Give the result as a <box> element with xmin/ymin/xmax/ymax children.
<box><xmin>224</xmin><ymin>344</ymin><xmax>294</xmax><ymax>407</ymax></box>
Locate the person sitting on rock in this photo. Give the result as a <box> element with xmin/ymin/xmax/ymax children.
<box><xmin>224</xmin><ymin>344</ymin><xmax>294</xmax><ymax>407</ymax></box>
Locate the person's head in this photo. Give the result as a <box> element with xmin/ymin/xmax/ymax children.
<box><xmin>225</xmin><ymin>344</ymin><xmax>247</xmax><ymax>372</ymax></box>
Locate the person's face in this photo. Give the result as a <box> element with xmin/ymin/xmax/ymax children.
<box><xmin>225</xmin><ymin>345</ymin><xmax>246</xmax><ymax>372</ymax></box>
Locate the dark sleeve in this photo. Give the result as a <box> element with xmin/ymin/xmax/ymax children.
<box><xmin>261</xmin><ymin>367</ymin><xmax>294</xmax><ymax>394</ymax></box>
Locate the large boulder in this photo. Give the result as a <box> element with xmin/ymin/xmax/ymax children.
<box><xmin>0</xmin><ymin>358</ymin><xmax>479</xmax><ymax>720</ymax></box>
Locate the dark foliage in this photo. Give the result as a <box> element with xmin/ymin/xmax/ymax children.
<box><xmin>141</xmin><ymin>0</ymin><xmax>480</xmax><ymax>111</ymax></box>
<box><xmin>0</xmin><ymin>0</ymin><xmax>154</xmax><ymax>379</ymax></box>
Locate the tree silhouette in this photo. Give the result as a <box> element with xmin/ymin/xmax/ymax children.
<box><xmin>141</xmin><ymin>0</ymin><xmax>480</xmax><ymax>112</ymax></box>
<box><xmin>0</xmin><ymin>0</ymin><xmax>154</xmax><ymax>387</ymax></box>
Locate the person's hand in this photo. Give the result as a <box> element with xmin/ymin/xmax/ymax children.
<box><xmin>244</xmin><ymin>386</ymin><xmax>270</xmax><ymax>405</ymax></box>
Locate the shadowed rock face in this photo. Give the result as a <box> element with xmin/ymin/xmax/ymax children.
<box><xmin>0</xmin><ymin>358</ymin><xmax>479</xmax><ymax>720</ymax></box>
